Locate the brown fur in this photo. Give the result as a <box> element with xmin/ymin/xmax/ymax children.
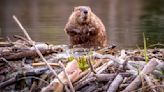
<box><xmin>64</xmin><ymin>6</ymin><xmax>107</xmax><ymax>48</ymax></box>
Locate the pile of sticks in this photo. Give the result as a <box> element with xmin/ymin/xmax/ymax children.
<box><xmin>0</xmin><ymin>15</ymin><xmax>163</xmax><ymax>92</ymax></box>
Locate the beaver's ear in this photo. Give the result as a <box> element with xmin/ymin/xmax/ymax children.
<box><xmin>73</xmin><ymin>7</ymin><xmax>78</xmax><ymax>11</ymax></box>
<box><xmin>87</xmin><ymin>6</ymin><xmax>91</xmax><ymax>9</ymax></box>
<box><xmin>86</xmin><ymin>6</ymin><xmax>91</xmax><ymax>11</ymax></box>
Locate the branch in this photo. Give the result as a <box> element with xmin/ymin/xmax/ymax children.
<box><xmin>107</xmin><ymin>74</ymin><xmax>123</xmax><ymax>92</ymax></box>
<box><xmin>13</xmin><ymin>15</ymin><xmax>64</xmax><ymax>84</ymax></box>
<box><xmin>59</xmin><ymin>61</ymin><xmax>75</xmax><ymax>92</ymax></box>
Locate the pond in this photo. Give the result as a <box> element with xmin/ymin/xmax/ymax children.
<box><xmin>0</xmin><ymin>0</ymin><xmax>164</xmax><ymax>48</ymax></box>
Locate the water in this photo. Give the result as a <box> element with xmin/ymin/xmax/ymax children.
<box><xmin>0</xmin><ymin>0</ymin><xmax>164</xmax><ymax>48</ymax></box>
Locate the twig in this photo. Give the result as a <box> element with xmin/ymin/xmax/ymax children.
<box><xmin>88</xmin><ymin>56</ymin><xmax>96</xmax><ymax>74</ymax></box>
<box><xmin>0</xmin><ymin>57</ymin><xmax>12</xmax><ymax>68</ymax></box>
<box><xmin>73</xmin><ymin>70</ymin><xmax>91</xmax><ymax>87</ymax></box>
<box><xmin>119</xmin><ymin>84</ymin><xmax>129</xmax><ymax>89</ymax></box>
<box><xmin>93</xmin><ymin>52</ymin><xmax>121</xmax><ymax>64</ymax></box>
<box><xmin>13</xmin><ymin>35</ymin><xmax>31</xmax><ymax>44</ymax></box>
<box><xmin>59</xmin><ymin>61</ymin><xmax>75</xmax><ymax>92</ymax></box>
<box><xmin>32</xmin><ymin>62</ymin><xmax>60</xmax><ymax>67</ymax></box>
<box><xmin>148</xmin><ymin>43</ymin><xmax>164</xmax><ymax>48</ymax></box>
<box><xmin>96</xmin><ymin>60</ymin><xmax>114</xmax><ymax>74</ymax></box>
<box><xmin>13</xmin><ymin>15</ymin><xmax>64</xmax><ymax>84</ymax></box>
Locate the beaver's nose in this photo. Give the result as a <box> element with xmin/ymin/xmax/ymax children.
<box><xmin>83</xmin><ymin>10</ymin><xmax>88</xmax><ymax>14</ymax></box>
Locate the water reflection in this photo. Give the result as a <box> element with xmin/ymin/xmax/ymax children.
<box><xmin>140</xmin><ymin>0</ymin><xmax>164</xmax><ymax>47</ymax></box>
<box><xmin>0</xmin><ymin>0</ymin><xmax>163</xmax><ymax>48</ymax></box>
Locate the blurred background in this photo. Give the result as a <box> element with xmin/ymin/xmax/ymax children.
<box><xmin>0</xmin><ymin>0</ymin><xmax>164</xmax><ymax>48</ymax></box>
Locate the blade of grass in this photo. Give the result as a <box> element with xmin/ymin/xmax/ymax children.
<box><xmin>143</xmin><ymin>33</ymin><xmax>148</xmax><ymax>63</ymax></box>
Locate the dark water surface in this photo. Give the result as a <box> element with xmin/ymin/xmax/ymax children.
<box><xmin>0</xmin><ymin>0</ymin><xmax>164</xmax><ymax>48</ymax></box>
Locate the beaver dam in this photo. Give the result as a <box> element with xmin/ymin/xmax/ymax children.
<box><xmin>0</xmin><ymin>35</ymin><xmax>163</xmax><ymax>92</ymax></box>
<box><xmin>0</xmin><ymin>16</ymin><xmax>163</xmax><ymax>92</ymax></box>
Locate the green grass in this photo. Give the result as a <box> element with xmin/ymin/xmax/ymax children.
<box><xmin>67</xmin><ymin>50</ymin><xmax>95</xmax><ymax>71</ymax></box>
<box><xmin>67</xmin><ymin>55</ymin><xmax>89</xmax><ymax>71</ymax></box>
<box><xmin>143</xmin><ymin>33</ymin><xmax>149</xmax><ymax>63</ymax></box>
<box><xmin>77</xmin><ymin>56</ymin><xmax>89</xmax><ymax>71</ymax></box>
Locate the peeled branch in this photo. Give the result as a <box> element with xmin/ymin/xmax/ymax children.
<box><xmin>41</xmin><ymin>60</ymin><xmax>81</xmax><ymax>92</ymax></box>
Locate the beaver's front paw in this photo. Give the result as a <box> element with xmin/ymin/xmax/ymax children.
<box><xmin>89</xmin><ymin>27</ymin><xmax>96</xmax><ymax>35</ymax></box>
<box><xmin>67</xmin><ymin>29</ymin><xmax>81</xmax><ymax>36</ymax></box>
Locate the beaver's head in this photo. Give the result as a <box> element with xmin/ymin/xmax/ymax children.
<box><xmin>73</xmin><ymin>6</ymin><xmax>91</xmax><ymax>24</ymax></box>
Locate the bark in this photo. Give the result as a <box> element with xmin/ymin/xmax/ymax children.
<box><xmin>107</xmin><ymin>74</ymin><xmax>123</xmax><ymax>92</ymax></box>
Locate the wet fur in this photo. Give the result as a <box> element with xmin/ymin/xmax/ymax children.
<box><xmin>64</xmin><ymin>6</ymin><xmax>107</xmax><ymax>48</ymax></box>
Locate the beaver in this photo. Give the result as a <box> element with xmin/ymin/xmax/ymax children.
<box><xmin>64</xmin><ymin>6</ymin><xmax>107</xmax><ymax>48</ymax></box>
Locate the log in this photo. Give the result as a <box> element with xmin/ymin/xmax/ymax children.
<box><xmin>122</xmin><ymin>58</ymin><xmax>159</xmax><ymax>92</ymax></box>
<box><xmin>0</xmin><ymin>47</ymin><xmax>62</xmax><ymax>61</ymax></box>
<box><xmin>107</xmin><ymin>74</ymin><xmax>123</xmax><ymax>92</ymax></box>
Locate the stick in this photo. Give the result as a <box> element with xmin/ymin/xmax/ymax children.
<box><xmin>59</xmin><ymin>61</ymin><xmax>75</xmax><ymax>92</ymax></box>
<box><xmin>96</xmin><ymin>60</ymin><xmax>114</xmax><ymax>74</ymax></box>
<box><xmin>122</xmin><ymin>58</ymin><xmax>159</xmax><ymax>92</ymax></box>
<box><xmin>93</xmin><ymin>52</ymin><xmax>121</xmax><ymax>64</ymax></box>
<box><xmin>32</xmin><ymin>62</ymin><xmax>60</xmax><ymax>67</ymax></box>
<box><xmin>74</xmin><ymin>77</ymin><xmax>96</xmax><ymax>90</ymax></box>
<box><xmin>13</xmin><ymin>15</ymin><xmax>64</xmax><ymax>84</ymax></box>
<box><xmin>88</xmin><ymin>56</ymin><xmax>96</xmax><ymax>74</ymax></box>
<box><xmin>0</xmin><ymin>57</ymin><xmax>12</xmax><ymax>68</ymax></box>
<box><xmin>13</xmin><ymin>35</ymin><xmax>31</xmax><ymax>44</ymax></box>
<box><xmin>107</xmin><ymin>74</ymin><xmax>123</xmax><ymax>92</ymax></box>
